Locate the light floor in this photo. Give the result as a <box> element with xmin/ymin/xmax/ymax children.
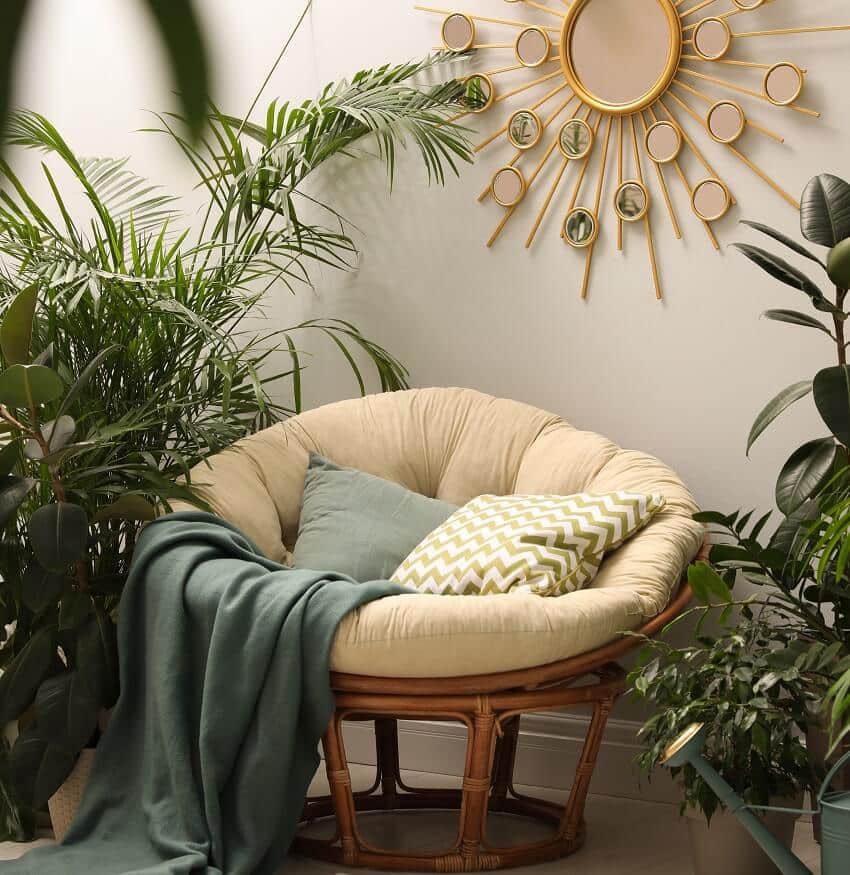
<box><xmin>0</xmin><ymin>764</ymin><xmax>822</xmax><ymax>874</ymax></box>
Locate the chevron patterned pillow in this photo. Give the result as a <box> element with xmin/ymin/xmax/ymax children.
<box><xmin>391</xmin><ymin>492</ymin><xmax>666</xmax><ymax>596</ymax></box>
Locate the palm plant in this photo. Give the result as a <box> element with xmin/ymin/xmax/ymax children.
<box><xmin>0</xmin><ymin>52</ymin><xmax>472</xmax><ymax>838</ymax></box>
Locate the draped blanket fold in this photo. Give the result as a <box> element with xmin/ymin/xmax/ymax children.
<box><xmin>7</xmin><ymin>512</ymin><xmax>403</xmax><ymax>874</ymax></box>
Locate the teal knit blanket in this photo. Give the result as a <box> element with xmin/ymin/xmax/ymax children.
<box><xmin>6</xmin><ymin>512</ymin><xmax>402</xmax><ymax>874</ymax></box>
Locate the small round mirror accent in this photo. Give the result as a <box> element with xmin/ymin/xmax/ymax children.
<box><xmin>491</xmin><ymin>166</ymin><xmax>527</xmax><ymax>207</ymax></box>
<box><xmin>694</xmin><ymin>18</ymin><xmax>732</xmax><ymax>61</ymax></box>
<box><xmin>692</xmin><ymin>178</ymin><xmax>731</xmax><ymax>222</ymax></box>
<box><xmin>441</xmin><ymin>13</ymin><xmax>475</xmax><ymax>52</ymax></box>
<box><xmin>558</xmin><ymin>118</ymin><xmax>594</xmax><ymax>160</ymax></box>
<box><xmin>614</xmin><ymin>181</ymin><xmax>649</xmax><ymax>222</ymax></box>
<box><xmin>508</xmin><ymin>110</ymin><xmax>543</xmax><ymax>150</ymax></box>
<box><xmin>645</xmin><ymin>120</ymin><xmax>682</xmax><ymax>163</ymax></box>
<box><xmin>731</xmin><ymin>0</ymin><xmax>764</xmax><ymax>8</ymax></box>
<box><xmin>461</xmin><ymin>74</ymin><xmax>494</xmax><ymax>113</ymax></box>
<box><xmin>515</xmin><ymin>26</ymin><xmax>551</xmax><ymax>67</ymax></box>
<box><xmin>706</xmin><ymin>101</ymin><xmax>745</xmax><ymax>144</ymax></box>
<box><xmin>563</xmin><ymin>207</ymin><xmax>599</xmax><ymax>247</ymax></box>
<box><xmin>764</xmin><ymin>62</ymin><xmax>804</xmax><ymax>106</ymax></box>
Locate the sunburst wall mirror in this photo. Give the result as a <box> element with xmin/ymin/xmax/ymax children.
<box><xmin>417</xmin><ymin>0</ymin><xmax>850</xmax><ymax>300</ymax></box>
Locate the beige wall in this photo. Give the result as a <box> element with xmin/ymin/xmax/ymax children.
<box><xmin>13</xmin><ymin>0</ymin><xmax>850</xmax><ymax>520</ymax></box>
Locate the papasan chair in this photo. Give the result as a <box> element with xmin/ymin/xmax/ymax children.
<box><xmin>176</xmin><ymin>387</ymin><xmax>704</xmax><ymax>871</ymax></box>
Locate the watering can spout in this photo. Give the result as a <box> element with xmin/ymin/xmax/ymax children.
<box><xmin>661</xmin><ymin>724</ymin><xmax>814</xmax><ymax>875</ymax></box>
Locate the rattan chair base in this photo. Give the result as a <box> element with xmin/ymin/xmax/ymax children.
<box><xmin>294</xmin><ymin>581</ymin><xmax>694</xmax><ymax>872</ymax></box>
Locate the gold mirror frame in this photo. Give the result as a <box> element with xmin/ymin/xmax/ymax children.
<box><xmin>416</xmin><ymin>2</ymin><xmax>850</xmax><ymax>303</ymax></box>
<box><xmin>559</xmin><ymin>0</ymin><xmax>682</xmax><ymax>115</ymax></box>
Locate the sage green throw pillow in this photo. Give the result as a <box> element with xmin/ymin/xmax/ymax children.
<box><xmin>291</xmin><ymin>453</ymin><xmax>457</xmax><ymax>581</ymax></box>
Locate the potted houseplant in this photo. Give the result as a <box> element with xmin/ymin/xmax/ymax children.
<box><xmin>629</xmin><ymin>616</ymin><xmax>817</xmax><ymax>875</ymax></box>
<box><xmin>631</xmin><ymin>171</ymin><xmax>850</xmax><ymax>871</ymax></box>
<box><xmin>0</xmin><ymin>53</ymin><xmax>473</xmax><ymax>840</ymax></box>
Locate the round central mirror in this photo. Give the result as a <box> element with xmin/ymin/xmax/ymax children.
<box><xmin>560</xmin><ymin>0</ymin><xmax>681</xmax><ymax>114</ymax></box>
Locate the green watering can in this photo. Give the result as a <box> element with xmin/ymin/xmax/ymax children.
<box><xmin>661</xmin><ymin>723</ymin><xmax>850</xmax><ymax>875</ymax></box>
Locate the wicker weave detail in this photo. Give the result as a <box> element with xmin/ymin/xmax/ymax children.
<box><xmin>48</xmin><ymin>748</ymin><xmax>96</xmax><ymax>842</ymax></box>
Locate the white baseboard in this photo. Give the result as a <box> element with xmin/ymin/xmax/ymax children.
<box><xmin>340</xmin><ymin>712</ymin><xmax>680</xmax><ymax>805</ymax></box>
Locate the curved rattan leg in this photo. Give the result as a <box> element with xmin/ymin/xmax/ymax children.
<box><xmin>459</xmin><ymin>700</ymin><xmax>497</xmax><ymax>863</ymax></box>
<box><xmin>559</xmin><ymin>698</ymin><xmax>615</xmax><ymax>843</ymax></box>
<box><xmin>490</xmin><ymin>716</ymin><xmax>520</xmax><ymax>811</ymax></box>
<box><xmin>374</xmin><ymin>718</ymin><xmax>400</xmax><ymax>808</ymax></box>
<box><xmin>322</xmin><ymin>715</ymin><xmax>359</xmax><ymax>864</ymax></box>
<box><xmin>296</xmin><ymin>663</ymin><xmax>629</xmax><ymax>871</ymax></box>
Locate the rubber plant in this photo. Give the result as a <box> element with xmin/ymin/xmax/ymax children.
<box><xmin>629</xmin><ymin>173</ymin><xmax>850</xmax><ymax>800</ymax></box>
<box><xmin>0</xmin><ymin>54</ymin><xmax>473</xmax><ymax>839</ymax></box>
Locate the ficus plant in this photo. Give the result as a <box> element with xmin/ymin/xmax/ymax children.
<box><xmin>630</xmin><ymin>173</ymin><xmax>850</xmax><ymax>813</ymax></box>
<box><xmin>736</xmin><ymin>172</ymin><xmax>850</xmax><ymax>515</ymax></box>
<box><xmin>0</xmin><ymin>287</ymin><xmax>171</xmax><ymax>834</ymax></box>
<box><xmin>629</xmin><ymin>617</ymin><xmax>819</xmax><ymax>821</ymax></box>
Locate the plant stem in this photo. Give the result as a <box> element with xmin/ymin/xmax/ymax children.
<box><xmin>835</xmin><ymin>286</ymin><xmax>847</xmax><ymax>366</ymax></box>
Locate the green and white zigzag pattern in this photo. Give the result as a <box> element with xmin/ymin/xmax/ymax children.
<box><xmin>392</xmin><ymin>492</ymin><xmax>666</xmax><ymax>597</ymax></box>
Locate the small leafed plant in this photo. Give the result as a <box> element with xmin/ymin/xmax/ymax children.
<box><xmin>630</xmin><ymin>618</ymin><xmax>817</xmax><ymax>820</ymax></box>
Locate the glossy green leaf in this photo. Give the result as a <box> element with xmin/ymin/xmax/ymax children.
<box><xmin>688</xmin><ymin>561</ymin><xmax>733</xmax><ymax>605</ymax></box>
<box><xmin>23</xmin><ymin>415</ymin><xmax>75</xmax><ymax>460</ymax></box>
<box><xmin>21</xmin><ymin>564</ymin><xmax>70</xmax><ymax>614</ymax></box>
<box><xmin>34</xmin><ymin>672</ymin><xmax>99</xmax><ymax>753</ymax></box>
<box><xmin>28</xmin><ymin>502</ymin><xmax>89</xmax><ymax>571</ymax></box>
<box><xmin>761</xmin><ymin>309</ymin><xmax>833</xmax><ymax>336</ymax></box>
<box><xmin>747</xmin><ymin>380</ymin><xmax>812</xmax><ymax>455</ymax></box>
<box><xmin>0</xmin><ymin>364</ymin><xmax>63</xmax><ymax>409</ymax></box>
<box><xmin>0</xmin><ymin>284</ymin><xmax>37</xmax><ymax>365</ymax></box>
<box><xmin>0</xmin><ymin>474</ymin><xmax>35</xmax><ymax>528</ymax></box>
<box><xmin>732</xmin><ymin>243</ymin><xmax>828</xmax><ymax>308</ymax></box>
<box><xmin>140</xmin><ymin>0</ymin><xmax>210</xmax><ymax>141</ymax></box>
<box><xmin>770</xmin><ymin>501</ymin><xmax>818</xmax><ymax>555</ymax></box>
<box><xmin>93</xmin><ymin>494</ymin><xmax>156</xmax><ymax>522</ymax></box>
<box><xmin>58</xmin><ymin>591</ymin><xmax>93</xmax><ymax>631</ymax></box>
<box><xmin>828</xmin><ymin>237</ymin><xmax>850</xmax><ymax>289</ymax></box>
<box><xmin>740</xmin><ymin>220</ymin><xmax>825</xmax><ymax>268</ymax></box>
<box><xmin>801</xmin><ymin>173</ymin><xmax>850</xmax><ymax>247</ymax></box>
<box><xmin>77</xmin><ymin>609</ymin><xmax>119</xmax><ymax>707</ymax></box>
<box><xmin>0</xmin><ymin>627</ymin><xmax>54</xmax><ymax>724</ymax></box>
<box><xmin>813</xmin><ymin>365</ymin><xmax>850</xmax><ymax>446</ymax></box>
<box><xmin>0</xmin><ymin>439</ymin><xmax>19</xmax><ymax>476</ymax></box>
<box><xmin>8</xmin><ymin>724</ymin><xmax>78</xmax><ymax>808</ymax></box>
<box><xmin>775</xmin><ymin>438</ymin><xmax>839</xmax><ymax>515</ymax></box>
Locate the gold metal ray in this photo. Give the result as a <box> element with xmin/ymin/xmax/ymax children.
<box><xmin>474</xmin><ymin>81</ymin><xmax>571</xmax><ymax>153</ymax></box>
<box><xmin>415</xmin><ymin>5</ymin><xmax>562</xmax><ymax>32</ymax></box>
<box><xmin>630</xmin><ymin>114</ymin><xmax>662</xmax><ymax>301</ymax></box>
<box><xmin>579</xmin><ymin>115</ymin><xmax>613</xmax><ymax>299</ymax></box>
<box><xmin>672</xmin><ymin>78</ymin><xmax>784</xmax><ymax>143</ymax></box>
<box><xmin>487</xmin><ymin>135</ymin><xmax>562</xmax><ymax>247</ymax></box>
<box><xmin>617</xmin><ymin>116</ymin><xmax>624</xmax><ymax>251</ymax></box>
<box><xmin>639</xmin><ymin>110</ymin><xmax>682</xmax><ymax>240</ymax></box>
<box><xmin>479</xmin><ymin>57</ymin><xmax>560</xmax><ymax>78</ymax></box>
<box><xmin>519</xmin><ymin>0</ymin><xmax>567</xmax><ymax>19</ymax></box>
<box><xmin>526</xmin><ymin>157</ymin><xmax>571</xmax><ymax>247</ymax></box>
<box><xmin>478</xmin><ymin>93</ymin><xmax>577</xmax><ymax>199</ymax></box>
<box><xmin>666</xmin><ymin>89</ymin><xmax>799</xmax><ymax>208</ymax></box>
<box><xmin>647</xmin><ymin>105</ymin><xmax>718</xmax><ymax>249</ymax></box>
<box><xmin>657</xmin><ymin>97</ymin><xmax>733</xmax><ymax>204</ymax></box>
<box><xmin>494</xmin><ymin>70</ymin><xmax>565</xmax><ymax>105</ymax></box>
<box><xmin>677</xmin><ymin>68</ymin><xmax>820</xmax><ymax>117</ymax></box>
<box><xmin>680</xmin><ymin>0</ymin><xmax>721</xmax><ymax>20</ymax></box>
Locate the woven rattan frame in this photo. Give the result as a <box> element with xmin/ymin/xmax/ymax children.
<box><xmin>294</xmin><ymin>578</ymin><xmax>694</xmax><ymax>871</ymax></box>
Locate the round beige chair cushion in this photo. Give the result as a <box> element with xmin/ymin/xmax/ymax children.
<box><xmin>176</xmin><ymin>388</ymin><xmax>703</xmax><ymax>678</ymax></box>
